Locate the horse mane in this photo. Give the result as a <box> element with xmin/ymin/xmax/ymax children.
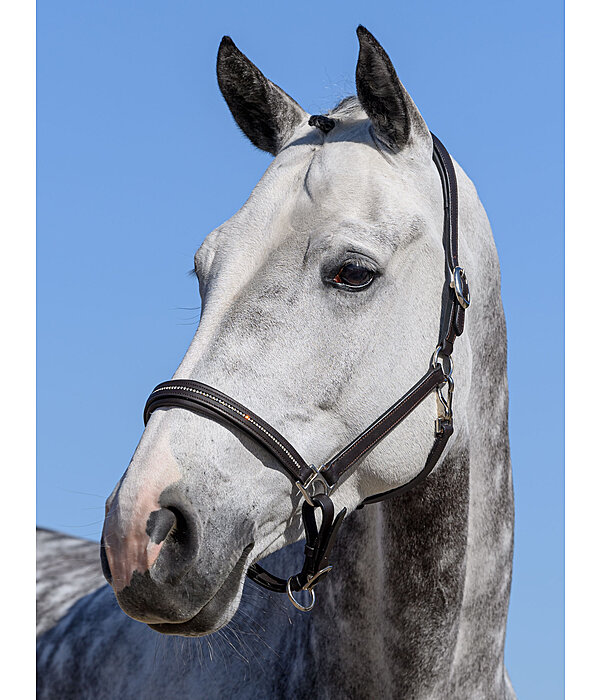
<box><xmin>328</xmin><ymin>95</ymin><xmax>362</xmax><ymax>117</ymax></box>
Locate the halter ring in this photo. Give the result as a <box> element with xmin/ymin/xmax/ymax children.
<box><xmin>286</xmin><ymin>579</ymin><xmax>316</xmax><ymax>612</ymax></box>
<box><xmin>286</xmin><ymin>565</ymin><xmax>333</xmax><ymax>612</ymax></box>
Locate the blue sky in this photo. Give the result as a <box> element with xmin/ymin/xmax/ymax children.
<box><xmin>37</xmin><ymin>1</ymin><xmax>564</xmax><ymax>696</ymax></box>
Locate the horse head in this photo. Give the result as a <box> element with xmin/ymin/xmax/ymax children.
<box><xmin>101</xmin><ymin>26</ymin><xmax>471</xmax><ymax>636</ymax></box>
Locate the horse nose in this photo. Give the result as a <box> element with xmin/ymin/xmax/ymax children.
<box><xmin>101</xmin><ymin>499</ymin><xmax>199</xmax><ymax>593</ymax></box>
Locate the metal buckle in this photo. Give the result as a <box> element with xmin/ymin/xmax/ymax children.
<box><xmin>286</xmin><ymin>567</ymin><xmax>333</xmax><ymax>612</ymax></box>
<box><xmin>296</xmin><ymin>464</ymin><xmax>331</xmax><ymax>507</ymax></box>
<box><xmin>431</xmin><ymin>346</ymin><xmax>454</xmax><ymax>380</ymax></box>
<box><xmin>451</xmin><ymin>266</ymin><xmax>470</xmax><ymax>309</ymax></box>
<box><xmin>436</xmin><ymin>375</ymin><xmax>454</xmax><ymax>429</ymax></box>
<box><xmin>431</xmin><ymin>346</ymin><xmax>454</xmax><ymax>434</ymax></box>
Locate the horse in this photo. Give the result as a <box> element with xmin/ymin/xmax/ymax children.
<box><xmin>37</xmin><ymin>26</ymin><xmax>515</xmax><ymax>699</ymax></box>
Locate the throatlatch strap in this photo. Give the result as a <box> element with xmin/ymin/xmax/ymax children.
<box><xmin>358</xmin><ymin>419</ymin><xmax>454</xmax><ymax>507</ymax></box>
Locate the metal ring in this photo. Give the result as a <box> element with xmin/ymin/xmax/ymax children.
<box><xmin>296</xmin><ymin>464</ymin><xmax>331</xmax><ymax>507</ymax></box>
<box><xmin>286</xmin><ymin>578</ymin><xmax>316</xmax><ymax>612</ymax></box>
<box><xmin>431</xmin><ymin>346</ymin><xmax>454</xmax><ymax>379</ymax></box>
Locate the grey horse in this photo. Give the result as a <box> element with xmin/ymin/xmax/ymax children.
<box><xmin>37</xmin><ymin>26</ymin><xmax>515</xmax><ymax>699</ymax></box>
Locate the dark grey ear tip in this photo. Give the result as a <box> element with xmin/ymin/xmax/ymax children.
<box><xmin>356</xmin><ymin>26</ymin><xmax>392</xmax><ymax>71</ymax></box>
<box><xmin>218</xmin><ymin>35</ymin><xmax>238</xmax><ymax>60</ymax></box>
<box><xmin>356</xmin><ymin>25</ymin><xmax>375</xmax><ymax>44</ymax></box>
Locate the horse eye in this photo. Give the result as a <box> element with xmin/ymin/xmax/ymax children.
<box><xmin>333</xmin><ymin>262</ymin><xmax>375</xmax><ymax>289</ymax></box>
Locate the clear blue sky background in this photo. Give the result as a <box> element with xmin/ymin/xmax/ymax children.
<box><xmin>37</xmin><ymin>2</ymin><xmax>564</xmax><ymax>696</ymax></box>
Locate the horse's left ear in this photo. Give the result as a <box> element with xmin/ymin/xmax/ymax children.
<box><xmin>355</xmin><ymin>26</ymin><xmax>430</xmax><ymax>153</ymax></box>
<box><xmin>217</xmin><ymin>36</ymin><xmax>308</xmax><ymax>155</ymax></box>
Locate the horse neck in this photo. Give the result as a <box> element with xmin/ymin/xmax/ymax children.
<box><xmin>303</xmin><ymin>303</ymin><xmax>513</xmax><ymax>698</ymax></box>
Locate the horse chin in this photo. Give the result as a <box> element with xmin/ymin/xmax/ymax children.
<box><xmin>147</xmin><ymin>544</ymin><xmax>252</xmax><ymax>637</ymax></box>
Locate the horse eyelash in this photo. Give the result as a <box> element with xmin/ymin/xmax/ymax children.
<box><xmin>344</xmin><ymin>256</ymin><xmax>379</xmax><ymax>272</ymax></box>
<box><xmin>326</xmin><ymin>257</ymin><xmax>380</xmax><ymax>281</ymax></box>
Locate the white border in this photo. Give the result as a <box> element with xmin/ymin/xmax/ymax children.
<box><xmin>566</xmin><ymin>1</ymin><xmax>599</xmax><ymax>696</ymax></box>
<box><xmin>0</xmin><ymin>1</ymin><xmax>35</xmax><ymax>695</ymax></box>
<box><xmin>0</xmin><ymin>0</ymin><xmax>576</xmax><ymax>694</ymax></box>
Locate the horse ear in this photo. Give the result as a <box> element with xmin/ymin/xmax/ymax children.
<box><xmin>355</xmin><ymin>26</ymin><xmax>430</xmax><ymax>153</ymax></box>
<box><xmin>217</xmin><ymin>36</ymin><xmax>307</xmax><ymax>155</ymax></box>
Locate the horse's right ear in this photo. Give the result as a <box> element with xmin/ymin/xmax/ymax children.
<box><xmin>217</xmin><ymin>37</ymin><xmax>307</xmax><ymax>155</ymax></box>
<box><xmin>355</xmin><ymin>26</ymin><xmax>430</xmax><ymax>153</ymax></box>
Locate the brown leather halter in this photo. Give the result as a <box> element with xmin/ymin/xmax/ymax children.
<box><xmin>143</xmin><ymin>132</ymin><xmax>470</xmax><ymax>612</ymax></box>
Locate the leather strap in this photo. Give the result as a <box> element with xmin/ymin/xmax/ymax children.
<box><xmin>431</xmin><ymin>133</ymin><xmax>459</xmax><ymax>271</ymax></box>
<box><xmin>144</xmin><ymin>366</ymin><xmax>447</xmax><ymax>500</ymax></box>
<box><xmin>144</xmin><ymin>380</ymin><xmax>313</xmax><ymax>485</ymax></box>
<box><xmin>431</xmin><ymin>133</ymin><xmax>469</xmax><ymax>356</ymax></box>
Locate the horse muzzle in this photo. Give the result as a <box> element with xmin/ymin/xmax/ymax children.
<box><xmin>101</xmin><ymin>486</ymin><xmax>206</xmax><ymax>623</ymax></box>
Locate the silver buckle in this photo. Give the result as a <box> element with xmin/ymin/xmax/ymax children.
<box><xmin>451</xmin><ymin>266</ymin><xmax>470</xmax><ymax>309</ymax></box>
<box><xmin>431</xmin><ymin>346</ymin><xmax>454</xmax><ymax>380</ymax></box>
<box><xmin>296</xmin><ymin>464</ymin><xmax>331</xmax><ymax>507</ymax></box>
<box><xmin>431</xmin><ymin>346</ymin><xmax>454</xmax><ymax>434</ymax></box>
<box><xmin>436</xmin><ymin>375</ymin><xmax>454</xmax><ymax>428</ymax></box>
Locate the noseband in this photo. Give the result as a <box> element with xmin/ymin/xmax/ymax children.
<box><xmin>143</xmin><ymin>133</ymin><xmax>470</xmax><ymax>612</ymax></box>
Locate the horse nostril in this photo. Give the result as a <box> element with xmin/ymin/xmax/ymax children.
<box><xmin>147</xmin><ymin>501</ymin><xmax>200</xmax><ymax>582</ymax></box>
<box><xmin>146</xmin><ymin>508</ymin><xmax>177</xmax><ymax>545</ymax></box>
